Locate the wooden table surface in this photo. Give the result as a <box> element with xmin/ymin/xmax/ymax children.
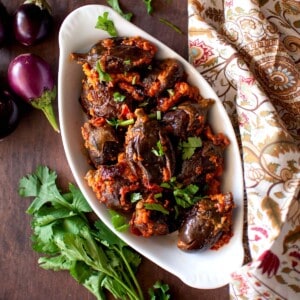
<box><xmin>0</xmin><ymin>1</ymin><xmax>229</xmax><ymax>299</ymax></box>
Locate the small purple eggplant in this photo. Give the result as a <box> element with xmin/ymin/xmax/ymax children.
<box><xmin>8</xmin><ymin>53</ymin><xmax>59</xmax><ymax>132</ymax></box>
<box><xmin>13</xmin><ymin>0</ymin><xmax>53</xmax><ymax>46</ymax></box>
<box><xmin>0</xmin><ymin>89</ymin><xmax>20</xmax><ymax>139</ymax></box>
<box><xmin>0</xmin><ymin>1</ymin><xmax>10</xmax><ymax>46</ymax></box>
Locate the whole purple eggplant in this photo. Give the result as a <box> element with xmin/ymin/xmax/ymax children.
<box><xmin>0</xmin><ymin>1</ymin><xmax>10</xmax><ymax>46</ymax></box>
<box><xmin>7</xmin><ymin>53</ymin><xmax>59</xmax><ymax>132</ymax></box>
<box><xmin>13</xmin><ymin>0</ymin><xmax>53</xmax><ymax>46</ymax></box>
<box><xmin>0</xmin><ymin>89</ymin><xmax>20</xmax><ymax>139</ymax></box>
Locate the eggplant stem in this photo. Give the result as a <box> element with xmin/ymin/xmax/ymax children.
<box><xmin>40</xmin><ymin>104</ymin><xmax>60</xmax><ymax>133</ymax></box>
<box><xmin>31</xmin><ymin>87</ymin><xmax>60</xmax><ymax>133</ymax></box>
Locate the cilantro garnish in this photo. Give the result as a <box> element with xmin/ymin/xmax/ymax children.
<box><xmin>109</xmin><ymin>209</ymin><xmax>129</xmax><ymax>232</ymax></box>
<box><xmin>107</xmin><ymin>0</ymin><xmax>133</xmax><ymax>21</ymax></box>
<box><xmin>151</xmin><ymin>140</ymin><xmax>164</xmax><ymax>157</ymax></box>
<box><xmin>130</xmin><ymin>192</ymin><xmax>142</xmax><ymax>203</ymax></box>
<box><xmin>161</xmin><ymin>177</ymin><xmax>200</xmax><ymax>208</ymax></box>
<box><xmin>18</xmin><ymin>166</ymin><xmax>144</xmax><ymax>300</ymax></box>
<box><xmin>113</xmin><ymin>91</ymin><xmax>126</xmax><ymax>102</ymax></box>
<box><xmin>144</xmin><ymin>203</ymin><xmax>169</xmax><ymax>215</ymax></box>
<box><xmin>179</xmin><ymin>136</ymin><xmax>202</xmax><ymax>160</ymax></box>
<box><xmin>95</xmin><ymin>11</ymin><xmax>118</xmax><ymax>37</ymax></box>
<box><xmin>96</xmin><ymin>61</ymin><xmax>112</xmax><ymax>83</ymax></box>
<box><xmin>149</xmin><ymin>280</ymin><xmax>171</xmax><ymax>300</ymax></box>
<box><xmin>143</xmin><ymin>0</ymin><xmax>153</xmax><ymax>14</ymax></box>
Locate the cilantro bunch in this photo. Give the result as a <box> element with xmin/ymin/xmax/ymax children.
<box><xmin>18</xmin><ymin>166</ymin><xmax>145</xmax><ymax>300</ymax></box>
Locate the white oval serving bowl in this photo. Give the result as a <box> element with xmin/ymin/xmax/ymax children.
<box><xmin>58</xmin><ymin>5</ymin><xmax>244</xmax><ymax>289</ymax></box>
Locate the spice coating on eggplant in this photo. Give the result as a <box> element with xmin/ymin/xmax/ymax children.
<box><xmin>72</xmin><ymin>36</ymin><xmax>235</xmax><ymax>251</ymax></box>
<box><xmin>177</xmin><ymin>193</ymin><xmax>234</xmax><ymax>251</ymax></box>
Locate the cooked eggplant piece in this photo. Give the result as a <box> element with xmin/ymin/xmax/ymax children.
<box><xmin>163</xmin><ymin>99</ymin><xmax>214</xmax><ymax>140</ymax></box>
<box><xmin>178</xmin><ymin>140</ymin><xmax>224</xmax><ymax>194</ymax></box>
<box><xmin>178</xmin><ymin>125</ymin><xmax>230</xmax><ymax>195</ymax></box>
<box><xmin>130</xmin><ymin>193</ymin><xmax>173</xmax><ymax>237</ymax></box>
<box><xmin>125</xmin><ymin>108</ymin><xmax>175</xmax><ymax>190</ymax></box>
<box><xmin>143</xmin><ymin>58</ymin><xmax>185</xmax><ymax>97</ymax></box>
<box><xmin>80</xmin><ymin>79</ymin><xmax>134</xmax><ymax>119</ymax></box>
<box><xmin>85</xmin><ymin>153</ymin><xmax>139</xmax><ymax>212</ymax></box>
<box><xmin>81</xmin><ymin>118</ymin><xmax>121</xmax><ymax>167</ymax></box>
<box><xmin>71</xmin><ymin>36</ymin><xmax>157</xmax><ymax>73</ymax></box>
<box><xmin>177</xmin><ymin>192</ymin><xmax>234</xmax><ymax>251</ymax></box>
<box><xmin>157</xmin><ymin>81</ymin><xmax>201</xmax><ymax>112</ymax></box>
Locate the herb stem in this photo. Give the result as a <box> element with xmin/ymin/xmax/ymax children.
<box><xmin>117</xmin><ymin>247</ymin><xmax>144</xmax><ymax>300</ymax></box>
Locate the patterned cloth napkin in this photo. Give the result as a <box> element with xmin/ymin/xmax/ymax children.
<box><xmin>188</xmin><ymin>0</ymin><xmax>300</xmax><ymax>299</ymax></box>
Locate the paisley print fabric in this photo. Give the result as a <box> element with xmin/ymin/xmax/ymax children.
<box><xmin>188</xmin><ymin>0</ymin><xmax>300</xmax><ymax>299</ymax></box>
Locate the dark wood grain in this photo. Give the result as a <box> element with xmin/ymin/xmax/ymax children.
<box><xmin>0</xmin><ymin>1</ymin><xmax>229</xmax><ymax>299</ymax></box>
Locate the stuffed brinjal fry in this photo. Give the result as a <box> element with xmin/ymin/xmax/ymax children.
<box><xmin>177</xmin><ymin>192</ymin><xmax>234</xmax><ymax>251</ymax></box>
<box><xmin>70</xmin><ymin>36</ymin><xmax>157</xmax><ymax>73</ymax></box>
<box><xmin>81</xmin><ymin>118</ymin><xmax>121</xmax><ymax>167</ymax></box>
<box><xmin>72</xmin><ymin>36</ymin><xmax>235</xmax><ymax>251</ymax></box>
<box><xmin>125</xmin><ymin>108</ymin><xmax>175</xmax><ymax>190</ymax></box>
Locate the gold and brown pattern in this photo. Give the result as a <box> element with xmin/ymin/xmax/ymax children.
<box><xmin>189</xmin><ymin>0</ymin><xmax>300</xmax><ymax>299</ymax></box>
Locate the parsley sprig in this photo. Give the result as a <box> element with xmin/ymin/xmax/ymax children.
<box><xmin>95</xmin><ymin>11</ymin><xmax>118</xmax><ymax>37</ymax></box>
<box><xmin>107</xmin><ymin>0</ymin><xmax>133</xmax><ymax>21</ymax></box>
<box><xmin>179</xmin><ymin>136</ymin><xmax>202</xmax><ymax>160</ymax></box>
<box><xmin>18</xmin><ymin>166</ymin><xmax>143</xmax><ymax>300</ymax></box>
<box><xmin>161</xmin><ymin>177</ymin><xmax>200</xmax><ymax>208</ymax></box>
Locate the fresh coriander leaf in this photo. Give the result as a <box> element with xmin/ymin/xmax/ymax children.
<box><xmin>130</xmin><ymin>192</ymin><xmax>142</xmax><ymax>203</ymax></box>
<box><xmin>18</xmin><ymin>166</ymin><xmax>71</xmax><ymax>214</ymax></box>
<box><xmin>179</xmin><ymin>136</ymin><xmax>202</xmax><ymax>160</ymax></box>
<box><xmin>173</xmin><ymin>184</ymin><xmax>199</xmax><ymax>208</ymax></box>
<box><xmin>107</xmin><ymin>0</ymin><xmax>133</xmax><ymax>21</ymax></box>
<box><xmin>68</xmin><ymin>183</ymin><xmax>92</xmax><ymax>213</ymax></box>
<box><xmin>143</xmin><ymin>0</ymin><xmax>153</xmax><ymax>14</ymax></box>
<box><xmin>144</xmin><ymin>203</ymin><xmax>169</xmax><ymax>215</ymax></box>
<box><xmin>154</xmin><ymin>193</ymin><xmax>162</xmax><ymax>199</ymax></box>
<box><xmin>95</xmin><ymin>11</ymin><xmax>118</xmax><ymax>36</ymax></box>
<box><xmin>38</xmin><ymin>254</ymin><xmax>73</xmax><ymax>271</ymax></box>
<box><xmin>113</xmin><ymin>91</ymin><xmax>126</xmax><ymax>102</ymax></box>
<box><xmin>109</xmin><ymin>210</ymin><xmax>129</xmax><ymax>232</ymax></box>
<box><xmin>149</xmin><ymin>280</ymin><xmax>171</xmax><ymax>300</ymax></box>
<box><xmin>151</xmin><ymin>140</ymin><xmax>164</xmax><ymax>157</ymax></box>
<box><xmin>81</xmin><ymin>272</ymin><xmax>107</xmax><ymax>300</ymax></box>
<box><xmin>19</xmin><ymin>166</ymin><xmax>146</xmax><ymax>300</ymax></box>
<box><xmin>96</xmin><ymin>61</ymin><xmax>112</xmax><ymax>83</ymax></box>
<box><xmin>159</xmin><ymin>18</ymin><xmax>183</xmax><ymax>34</ymax></box>
<box><xmin>32</xmin><ymin>206</ymin><xmax>77</xmax><ymax>227</ymax></box>
<box><xmin>93</xmin><ymin>219</ymin><xmax>127</xmax><ymax>248</ymax></box>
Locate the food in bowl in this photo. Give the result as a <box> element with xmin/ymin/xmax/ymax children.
<box><xmin>70</xmin><ymin>36</ymin><xmax>234</xmax><ymax>251</ymax></box>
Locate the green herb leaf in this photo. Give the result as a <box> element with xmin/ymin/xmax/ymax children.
<box><xmin>144</xmin><ymin>203</ymin><xmax>169</xmax><ymax>215</ymax></box>
<box><xmin>107</xmin><ymin>0</ymin><xmax>133</xmax><ymax>21</ymax></box>
<box><xmin>19</xmin><ymin>166</ymin><xmax>145</xmax><ymax>300</ymax></box>
<box><xmin>130</xmin><ymin>192</ymin><xmax>142</xmax><ymax>203</ymax></box>
<box><xmin>143</xmin><ymin>0</ymin><xmax>153</xmax><ymax>14</ymax></box>
<box><xmin>161</xmin><ymin>177</ymin><xmax>200</xmax><ymax>208</ymax></box>
<box><xmin>96</xmin><ymin>61</ymin><xmax>112</xmax><ymax>83</ymax></box>
<box><xmin>149</xmin><ymin>280</ymin><xmax>171</xmax><ymax>300</ymax></box>
<box><xmin>113</xmin><ymin>91</ymin><xmax>126</xmax><ymax>102</ymax></box>
<box><xmin>95</xmin><ymin>11</ymin><xmax>118</xmax><ymax>37</ymax></box>
<box><xmin>109</xmin><ymin>210</ymin><xmax>129</xmax><ymax>232</ymax></box>
<box><xmin>151</xmin><ymin>140</ymin><xmax>164</xmax><ymax>157</ymax></box>
<box><xmin>179</xmin><ymin>136</ymin><xmax>202</xmax><ymax>160</ymax></box>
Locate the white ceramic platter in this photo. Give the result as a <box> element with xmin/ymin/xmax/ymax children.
<box><xmin>58</xmin><ymin>5</ymin><xmax>244</xmax><ymax>289</ymax></box>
